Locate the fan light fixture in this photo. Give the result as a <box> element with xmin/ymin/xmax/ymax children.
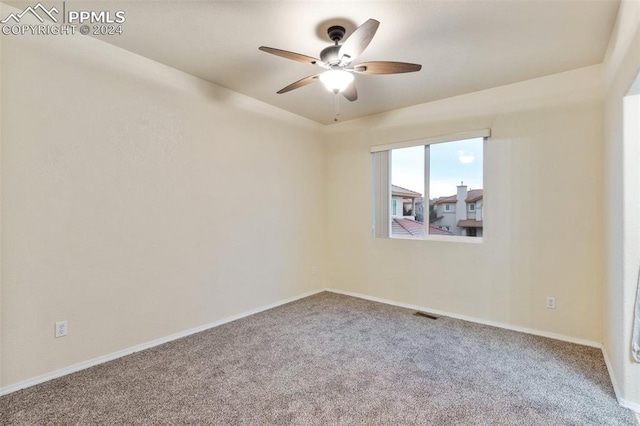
<box><xmin>259</xmin><ymin>18</ymin><xmax>422</xmax><ymax>121</ymax></box>
<box><xmin>319</xmin><ymin>70</ymin><xmax>354</xmax><ymax>93</ymax></box>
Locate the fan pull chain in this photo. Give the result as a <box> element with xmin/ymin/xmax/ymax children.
<box><xmin>334</xmin><ymin>93</ymin><xmax>340</xmax><ymax>122</ymax></box>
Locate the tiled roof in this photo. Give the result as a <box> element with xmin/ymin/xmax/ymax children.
<box><xmin>429</xmin><ymin>226</ymin><xmax>454</xmax><ymax>235</ymax></box>
<box><xmin>391</xmin><ymin>185</ymin><xmax>422</xmax><ymax>198</ymax></box>
<box><xmin>391</xmin><ymin>218</ymin><xmax>453</xmax><ymax>237</ymax></box>
<box><xmin>392</xmin><ymin>218</ymin><xmax>424</xmax><ymax>236</ymax></box>
<box><xmin>433</xmin><ymin>194</ymin><xmax>457</xmax><ymax>204</ymax></box>
<box><xmin>433</xmin><ymin>189</ymin><xmax>483</xmax><ymax>204</ymax></box>
<box><xmin>457</xmin><ymin>219</ymin><xmax>483</xmax><ymax>228</ymax></box>
<box><xmin>466</xmin><ymin>189</ymin><xmax>483</xmax><ymax>202</ymax></box>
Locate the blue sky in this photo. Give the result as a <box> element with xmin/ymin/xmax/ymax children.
<box><xmin>391</xmin><ymin>138</ymin><xmax>483</xmax><ymax>199</ymax></box>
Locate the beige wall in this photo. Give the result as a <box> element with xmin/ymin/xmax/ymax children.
<box><xmin>603</xmin><ymin>0</ymin><xmax>640</xmax><ymax>409</ymax></box>
<box><xmin>0</xmin><ymin>26</ymin><xmax>326</xmax><ymax>387</ymax></box>
<box><xmin>325</xmin><ymin>65</ymin><xmax>604</xmax><ymax>344</ymax></box>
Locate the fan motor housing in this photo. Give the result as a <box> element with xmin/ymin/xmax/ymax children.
<box><xmin>320</xmin><ymin>45</ymin><xmax>341</xmax><ymax>65</ymax></box>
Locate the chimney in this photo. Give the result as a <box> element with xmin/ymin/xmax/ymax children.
<box><xmin>456</xmin><ymin>181</ymin><xmax>467</xmax><ymax>225</ymax></box>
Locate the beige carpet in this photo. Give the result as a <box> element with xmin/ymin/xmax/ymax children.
<box><xmin>1</xmin><ymin>292</ymin><xmax>634</xmax><ymax>425</ymax></box>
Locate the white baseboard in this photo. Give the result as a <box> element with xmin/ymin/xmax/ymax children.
<box><xmin>602</xmin><ymin>347</ymin><xmax>640</xmax><ymax>415</ymax></box>
<box><xmin>0</xmin><ymin>288</ymin><xmax>324</xmax><ymax>397</ymax></box>
<box><xmin>602</xmin><ymin>346</ymin><xmax>623</xmax><ymax>403</ymax></box>
<box><xmin>325</xmin><ymin>288</ymin><xmax>601</xmax><ymax>348</ymax></box>
<box><xmin>622</xmin><ymin>394</ymin><xmax>640</xmax><ymax>415</ymax></box>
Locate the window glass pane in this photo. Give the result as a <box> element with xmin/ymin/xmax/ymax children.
<box><xmin>381</xmin><ymin>137</ymin><xmax>484</xmax><ymax>240</ymax></box>
<box><xmin>390</xmin><ymin>146</ymin><xmax>425</xmax><ymax>238</ymax></box>
<box><xmin>429</xmin><ymin>138</ymin><xmax>483</xmax><ymax>237</ymax></box>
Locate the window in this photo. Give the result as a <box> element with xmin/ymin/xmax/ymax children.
<box><xmin>372</xmin><ymin>129</ymin><xmax>488</xmax><ymax>240</ymax></box>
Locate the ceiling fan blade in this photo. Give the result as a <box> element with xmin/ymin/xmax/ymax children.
<box><xmin>353</xmin><ymin>61</ymin><xmax>422</xmax><ymax>75</ymax></box>
<box><xmin>259</xmin><ymin>46</ymin><xmax>323</xmax><ymax>66</ymax></box>
<box><xmin>341</xmin><ymin>82</ymin><xmax>357</xmax><ymax>102</ymax></box>
<box><xmin>338</xmin><ymin>19</ymin><xmax>380</xmax><ymax>64</ymax></box>
<box><xmin>276</xmin><ymin>74</ymin><xmax>320</xmax><ymax>94</ymax></box>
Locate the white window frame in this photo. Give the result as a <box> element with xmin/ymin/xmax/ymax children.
<box><xmin>469</xmin><ymin>203</ymin><xmax>475</xmax><ymax>211</ymax></box>
<box><xmin>372</xmin><ymin>129</ymin><xmax>489</xmax><ymax>242</ymax></box>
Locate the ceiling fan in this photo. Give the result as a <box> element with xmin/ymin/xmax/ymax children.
<box><xmin>259</xmin><ymin>18</ymin><xmax>422</xmax><ymax>112</ymax></box>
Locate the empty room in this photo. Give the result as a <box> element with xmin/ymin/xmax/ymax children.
<box><xmin>1</xmin><ymin>0</ymin><xmax>640</xmax><ymax>424</ymax></box>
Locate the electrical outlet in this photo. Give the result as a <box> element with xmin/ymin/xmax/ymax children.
<box><xmin>546</xmin><ymin>297</ymin><xmax>556</xmax><ymax>309</ymax></box>
<box><xmin>311</xmin><ymin>266</ymin><xmax>318</xmax><ymax>276</ymax></box>
<box><xmin>55</xmin><ymin>320</ymin><xmax>68</xmax><ymax>338</ymax></box>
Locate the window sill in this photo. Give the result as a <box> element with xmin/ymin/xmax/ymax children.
<box><xmin>390</xmin><ymin>235</ymin><xmax>484</xmax><ymax>244</ymax></box>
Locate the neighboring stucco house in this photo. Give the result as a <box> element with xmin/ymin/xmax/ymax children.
<box><xmin>391</xmin><ymin>185</ymin><xmax>421</xmax><ymax>220</ymax></box>
<box><xmin>390</xmin><ymin>185</ymin><xmax>452</xmax><ymax>238</ymax></box>
<box><xmin>431</xmin><ymin>184</ymin><xmax>483</xmax><ymax>237</ymax></box>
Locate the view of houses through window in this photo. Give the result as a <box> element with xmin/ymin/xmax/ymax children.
<box><xmin>390</xmin><ymin>138</ymin><xmax>484</xmax><ymax>238</ymax></box>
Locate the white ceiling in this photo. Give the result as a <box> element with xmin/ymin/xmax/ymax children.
<box><xmin>81</xmin><ymin>1</ymin><xmax>619</xmax><ymax>124</ymax></box>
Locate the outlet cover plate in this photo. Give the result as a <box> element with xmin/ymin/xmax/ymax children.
<box><xmin>546</xmin><ymin>297</ymin><xmax>556</xmax><ymax>309</ymax></box>
<box><xmin>55</xmin><ymin>320</ymin><xmax>68</xmax><ymax>338</ymax></box>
